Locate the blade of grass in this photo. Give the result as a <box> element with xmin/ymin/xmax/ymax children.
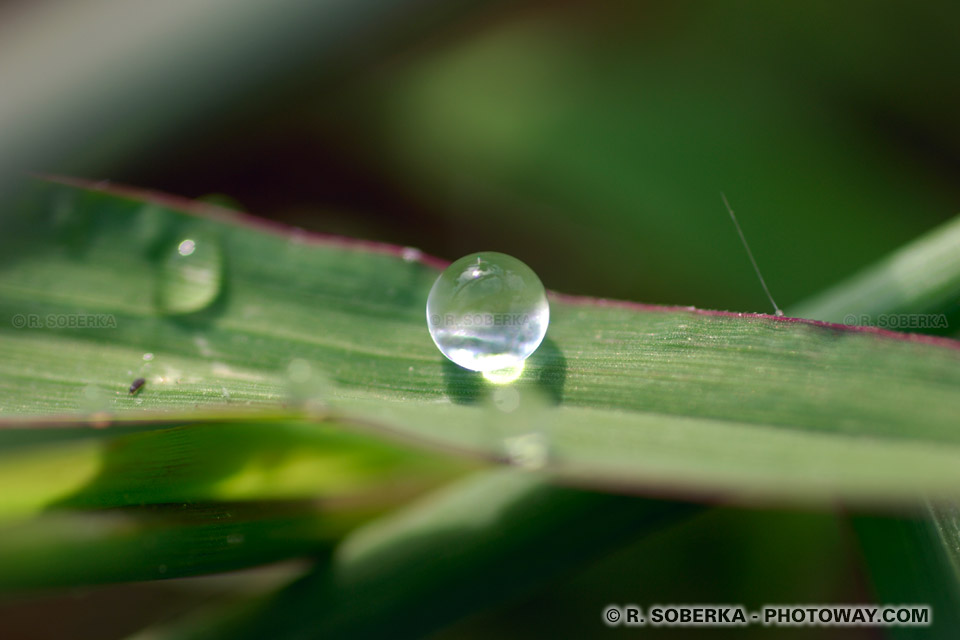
<box><xmin>790</xmin><ymin>214</ymin><xmax>960</xmax><ymax>634</ymax></box>
<box><xmin>2</xmin><ymin>178</ymin><xmax>960</xmax><ymax>505</ymax></box>
<box><xmin>0</xmin><ymin>501</ymin><xmax>337</xmax><ymax>592</ymax></box>
<box><xmin>0</xmin><ymin>419</ymin><xmax>468</xmax><ymax>522</ymax></box>
<box><xmin>136</xmin><ymin>470</ymin><xmax>700</xmax><ymax>640</ymax></box>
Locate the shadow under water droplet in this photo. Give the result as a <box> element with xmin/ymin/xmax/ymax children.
<box><xmin>527</xmin><ymin>337</ymin><xmax>566</xmax><ymax>405</ymax></box>
<box><xmin>442</xmin><ymin>337</ymin><xmax>566</xmax><ymax>405</ymax></box>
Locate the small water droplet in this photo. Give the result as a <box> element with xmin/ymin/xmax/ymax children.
<box><xmin>491</xmin><ymin>387</ymin><xmax>520</xmax><ymax>413</ymax></box>
<box><xmin>285</xmin><ymin>359</ymin><xmax>329</xmax><ymax>410</ymax></box>
<box><xmin>156</xmin><ymin>233</ymin><xmax>223</xmax><ymax>314</ymax></box>
<box><xmin>287</xmin><ymin>359</ymin><xmax>311</xmax><ymax>383</ymax></box>
<box><xmin>221</xmin><ymin>386</ymin><xmax>231</xmax><ymax>400</ymax></box>
<box><xmin>178</xmin><ymin>239</ymin><xmax>196</xmax><ymax>256</ymax></box>
<box><xmin>194</xmin><ymin>335</ymin><xmax>215</xmax><ymax>357</ymax></box>
<box><xmin>504</xmin><ymin>432</ymin><xmax>549</xmax><ymax>470</ymax></box>
<box><xmin>485</xmin><ymin>386</ymin><xmax>552</xmax><ymax>470</ymax></box>
<box><xmin>80</xmin><ymin>384</ymin><xmax>110</xmax><ymax>412</ymax></box>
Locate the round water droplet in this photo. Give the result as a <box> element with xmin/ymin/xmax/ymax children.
<box><xmin>427</xmin><ymin>252</ymin><xmax>548</xmax><ymax>372</ymax></box>
<box><xmin>156</xmin><ymin>233</ymin><xmax>223</xmax><ymax>314</ymax></box>
<box><xmin>285</xmin><ymin>358</ymin><xmax>329</xmax><ymax>410</ymax></box>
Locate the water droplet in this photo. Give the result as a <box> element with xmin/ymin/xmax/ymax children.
<box><xmin>194</xmin><ymin>335</ymin><xmax>215</xmax><ymax>357</ymax></box>
<box><xmin>178</xmin><ymin>239</ymin><xmax>196</xmax><ymax>256</ymax></box>
<box><xmin>156</xmin><ymin>233</ymin><xmax>223</xmax><ymax>314</ymax></box>
<box><xmin>485</xmin><ymin>386</ymin><xmax>552</xmax><ymax>470</ymax></box>
<box><xmin>287</xmin><ymin>358</ymin><xmax>311</xmax><ymax>383</ymax></box>
<box><xmin>401</xmin><ymin>246</ymin><xmax>422</xmax><ymax>262</ymax></box>
<box><xmin>504</xmin><ymin>432</ymin><xmax>549</xmax><ymax>470</ymax></box>
<box><xmin>491</xmin><ymin>387</ymin><xmax>521</xmax><ymax>413</ymax></box>
<box><xmin>285</xmin><ymin>359</ymin><xmax>329</xmax><ymax>410</ymax></box>
<box><xmin>427</xmin><ymin>252</ymin><xmax>549</xmax><ymax>372</ymax></box>
<box><xmin>80</xmin><ymin>385</ymin><xmax>110</xmax><ymax>413</ymax></box>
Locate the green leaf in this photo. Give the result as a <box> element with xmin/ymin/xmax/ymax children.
<box><xmin>0</xmin><ymin>501</ymin><xmax>335</xmax><ymax>590</ymax></box>
<box><xmin>133</xmin><ymin>470</ymin><xmax>699</xmax><ymax>640</ymax></box>
<box><xmin>0</xmin><ymin>419</ymin><xmax>465</xmax><ymax>522</ymax></box>
<box><xmin>792</xmin><ymin>214</ymin><xmax>960</xmax><ymax>636</ymax></box>
<box><xmin>2</xmin><ymin>177</ymin><xmax>960</xmax><ymax>505</ymax></box>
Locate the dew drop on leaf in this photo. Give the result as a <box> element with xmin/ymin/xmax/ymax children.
<box><xmin>156</xmin><ymin>232</ymin><xmax>223</xmax><ymax>314</ymax></box>
<box><xmin>427</xmin><ymin>252</ymin><xmax>549</xmax><ymax>372</ymax></box>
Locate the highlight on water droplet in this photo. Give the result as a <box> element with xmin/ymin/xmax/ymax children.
<box><xmin>427</xmin><ymin>252</ymin><xmax>549</xmax><ymax>372</ymax></box>
<box><xmin>156</xmin><ymin>231</ymin><xmax>224</xmax><ymax>314</ymax></box>
<box><xmin>482</xmin><ymin>361</ymin><xmax>526</xmax><ymax>385</ymax></box>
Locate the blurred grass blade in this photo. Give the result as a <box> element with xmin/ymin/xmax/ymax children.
<box><xmin>0</xmin><ymin>420</ymin><xmax>466</xmax><ymax>522</ymax></box>
<box><xmin>142</xmin><ymin>470</ymin><xmax>700</xmax><ymax>640</ymax></box>
<box><xmin>790</xmin><ymin>214</ymin><xmax>960</xmax><ymax>635</ymax></box>
<box><xmin>792</xmin><ymin>215</ymin><xmax>960</xmax><ymax>330</ymax></box>
<box><xmin>2</xmin><ymin>178</ymin><xmax>960</xmax><ymax>504</ymax></box>
<box><xmin>852</xmin><ymin>510</ymin><xmax>960</xmax><ymax>640</ymax></box>
<box><xmin>0</xmin><ymin>501</ymin><xmax>335</xmax><ymax>591</ymax></box>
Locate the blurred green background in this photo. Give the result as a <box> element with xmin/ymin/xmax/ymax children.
<box><xmin>2</xmin><ymin>0</ymin><xmax>958</xmax><ymax>637</ymax></box>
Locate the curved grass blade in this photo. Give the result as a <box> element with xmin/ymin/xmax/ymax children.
<box><xmin>0</xmin><ymin>419</ymin><xmax>468</xmax><ymax>522</ymax></box>
<box><xmin>0</xmin><ymin>501</ymin><xmax>336</xmax><ymax>592</ymax></box>
<box><xmin>793</xmin><ymin>213</ymin><xmax>960</xmax><ymax>635</ymax></box>
<box><xmin>135</xmin><ymin>470</ymin><xmax>700</xmax><ymax>640</ymax></box>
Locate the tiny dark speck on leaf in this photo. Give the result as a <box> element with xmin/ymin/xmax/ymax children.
<box><xmin>129</xmin><ymin>377</ymin><xmax>146</xmax><ymax>395</ymax></box>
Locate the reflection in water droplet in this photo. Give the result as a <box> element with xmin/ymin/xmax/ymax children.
<box><xmin>156</xmin><ymin>233</ymin><xmax>223</xmax><ymax>314</ymax></box>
